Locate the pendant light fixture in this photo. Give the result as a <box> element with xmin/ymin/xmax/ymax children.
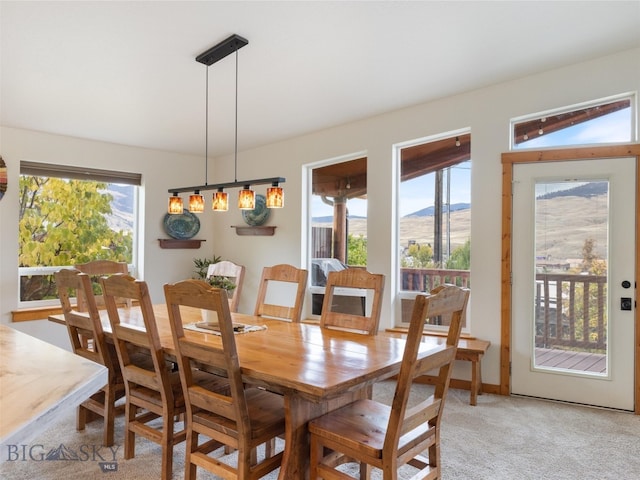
<box><xmin>168</xmin><ymin>34</ymin><xmax>285</xmax><ymax>213</ymax></box>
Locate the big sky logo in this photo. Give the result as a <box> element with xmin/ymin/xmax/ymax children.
<box><xmin>5</xmin><ymin>443</ymin><xmax>119</xmax><ymax>473</ymax></box>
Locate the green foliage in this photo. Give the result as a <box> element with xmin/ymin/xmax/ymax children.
<box><xmin>563</xmin><ymin>237</ymin><xmax>607</xmax><ymax>350</ymax></box>
<box><xmin>207</xmin><ymin>275</ymin><xmax>236</xmax><ymax>291</ymax></box>
<box><xmin>19</xmin><ymin>176</ymin><xmax>133</xmax><ymax>301</ymax></box>
<box><xmin>401</xmin><ymin>242</ymin><xmax>434</xmax><ymax>268</ymax></box>
<box><xmin>19</xmin><ymin>177</ymin><xmax>132</xmax><ymax>267</ymax></box>
<box><xmin>193</xmin><ymin>256</ymin><xmax>222</xmax><ymax>280</ymax></box>
<box><xmin>446</xmin><ymin>239</ymin><xmax>471</xmax><ymax>270</ymax></box>
<box><xmin>347</xmin><ymin>234</ymin><xmax>367</xmax><ymax>266</ymax></box>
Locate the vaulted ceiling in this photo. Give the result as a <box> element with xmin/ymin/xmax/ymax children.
<box><xmin>1</xmin><ymin>1</ymin><xmax>639</xmax><ymax>158</ymax></box>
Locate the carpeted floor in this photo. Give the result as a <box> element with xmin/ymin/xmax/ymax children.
<box><xmin>2</xmin><ymin>381</ymin><xmax>639</xmax><ymax>479</ymax></box>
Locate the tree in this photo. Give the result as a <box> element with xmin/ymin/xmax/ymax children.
<box><xmin>401</xmin><ymin>243</ymin><xmax>434</xmax><ymax>268</ymax></box>
<box><xmin>446</xmin><ymin>239</ymin><xmax>471</xmax><ymax>270</ymax></box>
<box><xmin>562</xmin><ymin>237</ymin><xmax>607</xmax><ymax>350</ymax></box>
<box><xmin>347</xmin><ymin>234</ymin><xmax>367</xmax><ymax>266</ymax></box>
<box><xmin>19</xmin><ymin>176</ymin><xmax>133</xmax><ymax>301</ymax></box>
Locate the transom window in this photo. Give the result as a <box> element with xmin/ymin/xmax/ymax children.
<box><xmin>511</xmin><ymin>94</ymin><xmax>635</xmax><ymax>150</ymax></box>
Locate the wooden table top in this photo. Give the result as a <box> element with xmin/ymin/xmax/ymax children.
<box><xmin>0</xmin><ymin>324</ymin><xmax>108</xmax><ymax>447</ymax></box>
<box><xmin>50</xmin><ymin>305</ymin><xmax>443</xmax><ymax>402</ymax></box>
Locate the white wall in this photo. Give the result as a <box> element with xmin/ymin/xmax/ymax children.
<box><xmin>1</xmin><ymin>48</ymin><xmax>638</xmax><ymax>383</ymax></box>
<box><xmin>210</xmin><ymin>47</ymin><xmax>640</xmax><ymax>386</ymax></box>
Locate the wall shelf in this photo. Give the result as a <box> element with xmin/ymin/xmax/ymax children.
<box><xmin>158</xmin><ymin>239</ymin><xmax>205</xmax><ymax>249</ymax></box>
<box><xmin>231</xmin><ymin>226</ymin><xmax>276</xmax><ymax>236</ymax></box>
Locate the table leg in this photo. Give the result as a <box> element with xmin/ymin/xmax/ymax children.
<box><xmin>279</xmin><ymin>390</ymin><xmax>366</xmax><ymax>480</ymax></box>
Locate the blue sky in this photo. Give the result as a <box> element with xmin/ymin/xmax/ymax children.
<box><xmin>312</xmin><ymin>106</ymin><xmax>633</xmax><ymax>219</ymax></box>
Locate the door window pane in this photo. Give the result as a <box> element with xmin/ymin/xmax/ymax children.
<box><xmin>533</xmin><ymin>180</ymin><xmax>609</xmax><ymax>376</ymax></box>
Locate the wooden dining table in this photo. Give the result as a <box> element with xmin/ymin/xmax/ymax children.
<box><xmin>49</xmin><ymin>305</ymin><xmax>448</xmax><ymax>479</ymax></box>
<box><xmin>0</xmin><ymin>324</ymin><xmax>108</xmax><ymax>448</ymax></box>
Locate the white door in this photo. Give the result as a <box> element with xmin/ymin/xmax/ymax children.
<box><xmin>511</xmin><ymin>157</ymin><xmax>636</xmax><ymax>411</ymax></box>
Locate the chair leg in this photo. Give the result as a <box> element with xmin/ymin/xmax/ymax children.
<box><xmin>161</xmin><ymin>411</ymin><xmax>175</xmax><ymax>480</ymax></box>
<box><xmin>103</xmin><ymin>387</ymin><xmax>116</xmax><ymax>447</ymax></box>
<box><xmin>360</xmin><ymin>462</ymin><xmax>372</xmax><ymax>480</ymax></box>
<box><xmin>310</xmin><ymin>434</ymin><xmax>322</xmax><ymax>479</ymax></box>
<box><xmin>184</xmin><ymin>430</ymin><xmax>198</xmax><ymax>480</ymax></box>
<box><xmin>124</xmin><ymin>402</ymin><xmax>136</xmax><ymax>460</ymax></box>
<box><xmin>76</xmin><ymin>404</ymin><xmax>87</xmax><ymax>432</ymax></box>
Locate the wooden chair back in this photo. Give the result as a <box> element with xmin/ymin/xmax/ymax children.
<box><xmin>320</xmin><ymin>268</ymin><xmax>384</xmax><ymax>335</ymax></box>
<box><xmin>387</xmin><ymin>284</ymin><xmax>468</xmax><ymax>449</ymax></box>
<box><xmin>164</xmin><ymin>279</ymin><xmax>285</xmax><ymax>479</ymax></box>
<box><xmin>101</xmin><ymin>273</ymin><xmax>185</xmax><ymax>480</ymax></box>
<box><xmin>206</xmin><ymin>260</ymin><xmax>245</xmax><ymax>312</ymax></box>
<box><xmin>253</xmin><ymin>263</ymin><xmax>308</xmax><ymax>322</ymax></box>
<box><xmin>75</xmin><ymin>260</ymin><xmax>130</xmax><ymax>309</ymax></box>
<box><xmin>309</xmin><ymin>284</ymin><xmax>470</xmax><ymax>479</ymax></box>
<box><xmin>55</xmin><ymin>268</ymin><xmax>124</xmax><ymax>446</ymax></box>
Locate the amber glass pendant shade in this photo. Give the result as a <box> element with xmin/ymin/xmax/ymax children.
<box><xmin>238</xmin><ymin>187</ymin><xmax>255</xmax><ymax>210</ymax></box>
<box><xmin>189</xmin><ymin>193</ymin><xmax>205</xmax><ymax>213</ymax></box>
<box><xmin>212</xmin><ymin>191</ymin><xmax>229</xmax><ymax>211</ymax></box>
<box><xmin>266</xmin><ymin>186</ymin><xmax>284</xmax><ymax>208</ymax></box>
<box><xmin>168</xmin><ymin>194</ymin><xmax>183</xmax><ymax>214</ymax></box>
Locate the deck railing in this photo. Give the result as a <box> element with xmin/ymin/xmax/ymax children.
<box><xmin>399</xmin><ymin>268</ymin><xmax>470</xmax><ymax>325</ymax></box>
<box><xmin>535</xmin><ymin>273</ymin><xmax>607</xmax><ymax>352</ymax></box>
<box><xmin>400</xmin><ymin>267</ymin><xmax>470</xmax><ymax>291</ymax></box>
<box><xmin>399</xmin><ymin>269</ymin><xmax>607</xmax><ymax>352</ymax></box>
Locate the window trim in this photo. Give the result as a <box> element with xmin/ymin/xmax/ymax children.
<box><xmin>20</xmin><ymin>161</ymin><xmax>142</xmax><ymax>185</ymax></box>
<box><xmin>394</xmin><ymin>128</ymin><xmax>471</xmax><ymax>330</ymax></box>
<box><xmin>18</xmin><ymin>162</ymin><xmax>141</xmax><ymax>309</ymax></box>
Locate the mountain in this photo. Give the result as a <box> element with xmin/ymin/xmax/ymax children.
<box><xmin>312</xmin><ymin>203</ymin><xmax>471</xmax><ymax>223</ymax></box>
<box><xmin>537</xmin><ymin>181</ymin><xmax>607</xmax><ymax>200</ymax></box>
<box><xmin>404</xmin><ymin>202</ymin><xmax>470</xmax><ymax>218</ymax></box>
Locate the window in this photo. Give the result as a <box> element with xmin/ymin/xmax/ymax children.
<box><xmin>511</xmin><ymin>95</ymin><xmax>635</xmax><ymax>149</ymax></box>
<box><xmin>18</xmin><ymin>161</ymin><xmax>140</xmax><ymax>306</ymax></box>
<box><xmin>396</xmin><ymin>131</ymin><xmax>471</xmax><ymax>328</ymax></box>
<box><xmin>307</xmin><ymin>154</ymin><xmax>368</xmax><ymax>316</ymax></box>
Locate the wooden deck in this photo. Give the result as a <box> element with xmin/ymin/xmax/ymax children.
<box><xmin>535</xmin><ymin>347</ymin><xmax>606</xmax><ymax>373</ymax></box>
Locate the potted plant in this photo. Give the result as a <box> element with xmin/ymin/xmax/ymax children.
<box><xmin>193</xmin><ymin>256</ymin><xmax>221</xmax><ymax>281</ymax></box>
<box><xmin>207</xmin><ymin>275</ymin><xmax>236</xmax><ymax>293</ymax></box>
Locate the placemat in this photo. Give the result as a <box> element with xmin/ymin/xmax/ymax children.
<box><xmin>184</xmin><ymin>322</ymin><xmax>267</xmax><ymax>336</ymax></box>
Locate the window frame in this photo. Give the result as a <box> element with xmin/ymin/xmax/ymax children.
<box><xmin>18</xmin><ymin>162</ymin><xmax>141</xmax><ymax>308</ymax></box>
<box><xmin>510</xmin><ymin>93</ymin><xmax>636</xmax><ymax>151</ymax></box>
<box><xmin>394</xmin><ymin>128</ymin><xmax>471</xmax><ymax>331</ymax></box>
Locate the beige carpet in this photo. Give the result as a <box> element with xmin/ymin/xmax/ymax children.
<box><xmin>2</xmin><ymin>381</ymin><xmax>639</xmax><ymax>479</ymax></box>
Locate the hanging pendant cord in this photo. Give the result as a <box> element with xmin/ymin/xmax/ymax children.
<box><xmin>234</xmin><ymin>48</ymin><xmax>238</xmax><ymax>183</ymax></box>
<box><xmin>203</xmin><ymin>66</ymin><xmax>209</xmax><ymax>186</ymax></box>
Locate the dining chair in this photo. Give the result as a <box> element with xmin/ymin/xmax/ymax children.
<box><xmin>163</xmin><ymin>279</ymin><xmax>286</xmax><ymax>480</ymax></box>
<box><xmin>55</xmin><ymin>268</ymin><xmax>126</xmax><ymax>447</ymax></box>
<box><xmin>206</xmin><ymin>260</ymin><xmax>245</xmax><ymax>312</ymax></box>
<box><xmin>309</xmin><ymin>284</ymin><xmax>470</xmax><ymax>480</ymax></box>
<box><xmin>75</xmin><ymin>259</ymin><xmax>130</xmax><ymax>309</ymax></box>
<box><xmin>101</xmin><ymin>273</ymin><xmax>227</xmax><ymax>480</ymax></box>
<box><xmin>320</xmin><ymin>268</ymin><xmax>385</xmax><ymax>335</ymax></box>
<box><xmin>253</xmin><ymin>263</ymin><xmax>308</xmax><ymax>322</ymax></box>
